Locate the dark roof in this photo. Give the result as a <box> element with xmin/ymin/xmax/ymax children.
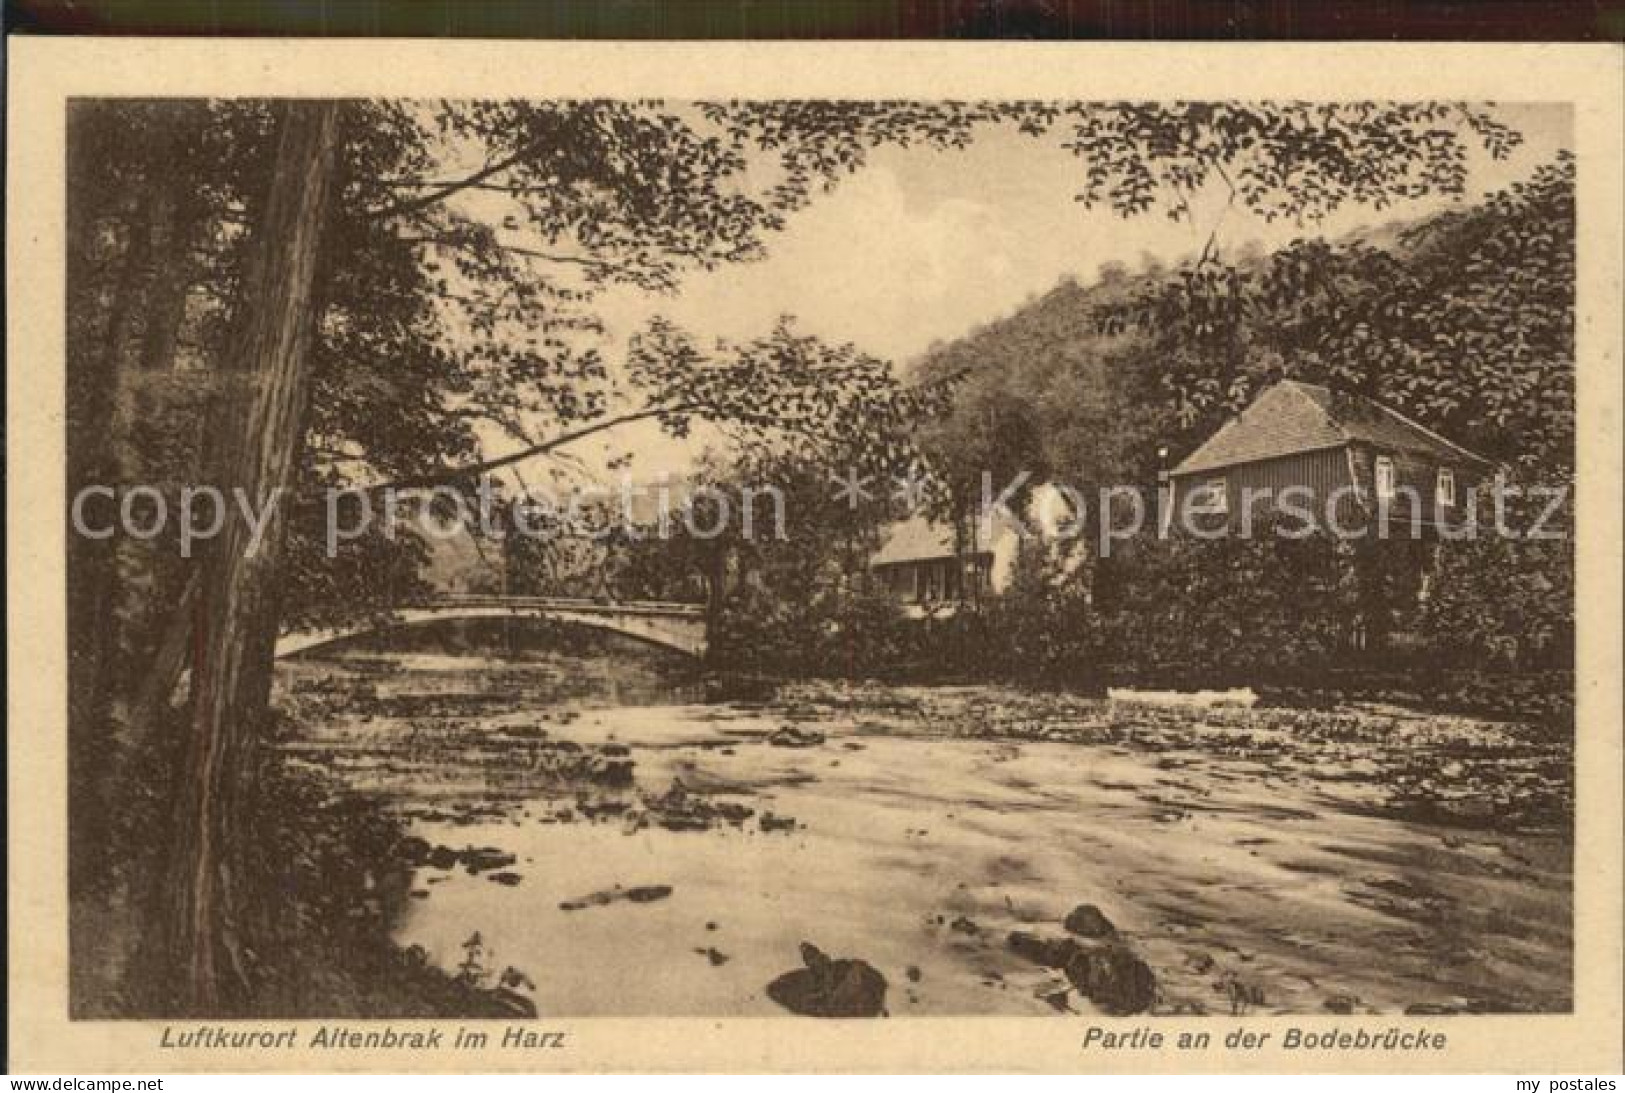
<box><xmin>1169</xmin><ymin>380</ymin><xmax>1489</xmax><ymax>477</ymax></box>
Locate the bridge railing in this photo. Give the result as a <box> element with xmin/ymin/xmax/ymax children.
<box><xmin>413</xmin><ymin>594</ymin><xmax>707</xmax><ymax>618</ymax></box>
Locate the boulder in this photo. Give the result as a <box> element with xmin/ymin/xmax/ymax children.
<box><xmin>1184</xmin><ymin>951</ymin><xmax>1216</xmax><ymax>974</ymax></box>
<box><xmin>559</xmin><ymin>883</ymin><xmax>673</xmax><ymax>911</ymax></box>
<box><xmin>396</xmin><ymin>835</ymin><xmax>433</xmax><ymax>865</ymax></box>
<box><xmin>588</xmin><ymin>755</ymin><xmax>636</xmax><ymax>786</ymax></box>
<box><xmin>1064</xmin><ymin>944</ymin><xmax>1157</xmax><ymax>1015</ymax></box>
<box><xmin>766</xmin><ymin>942</ymin><xmax>888</xmax><ymax>1018</ymax></box>
<box><xmin>1063</xmin><ymin>903</ymin><xmax>1117</xmax><ymax>939</ymax></box>
<box><xmin>1007</xmin><ymin>930</ymin><xmax>1082</xmax><ymax>969</ymax></box>
<box><xmin>647</xmin><ymin>779</ymin><xmax>756</xmax><ymax>832</ymax></box>
<box><xmin>461</xmin><ymin>846</ymin><xmax>517</xmax><ymax>874</ymax></box>
<box><xmin>768</xmin><ymin>725</ymin><xmax>826</xmax><ymax>748</ymax></box>
<box><xmin>483</xmin><ymin>987</ymin><xmax>538</xmax><ymax>1019</ymax></box>
<box><xmin>1323</xmin><ymin>994</ymin><xmax>1358</xmax><ymax>1015</ymax></box>
<box><xmin>1009</xmin><ymin>929</ymin><xmax>1156</xmax><ymax>1015</ymax></box>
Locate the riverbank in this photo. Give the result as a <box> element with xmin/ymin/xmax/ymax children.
<box><xmin>224</xmin><ymin>753</ymin><xmax>539</xmax><ymax>1018</ymax></box>
<box><xmin>1123</xmin><ymin>667</ymin><xmax>1573</xmax><ymax>731</ymax></box>
<box><xmin>70</xmin><ymin>746</ymin><xmax>538</xmax><ymax>1019</ymax></box>
<box><xmin>762</xmin><ymin>663</ymin><xmax>1574</xmax><ymax>732</ymax></box>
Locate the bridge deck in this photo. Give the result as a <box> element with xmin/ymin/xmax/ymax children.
<box><xmin>277</xmin><ymin>597</ymin><xmax>709</xmax><ymax>658</ymax></box>
<box><xmin>416</xmin><ymin>595</ymin><xmax>705</xmax><ymax>617</ymax></box>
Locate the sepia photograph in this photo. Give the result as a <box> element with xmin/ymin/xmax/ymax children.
<box><xmin>8</xmin><ymin>37</ymin><xmax>1622</xmax><ymax>1077</ymax></box>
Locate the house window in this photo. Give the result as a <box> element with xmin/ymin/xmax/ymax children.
<box><xmin>1374</xmin><ymin>457</ymin><xmax>1396</xmax><ymax>500</ymax></box>
<box><xmin>921</xmin><ymin>563</ymin><xmax>940</xmax><ymax>603</ymax></box>
<box><xmin>1199</xmin><ymin>477</ymin><xmax>1228</xmax><ymax>515</ymax></box>
<box><xmin>1436</xmin><ymin>467</ymin><xmax>1456</xmax><ymax>507</ymax></box>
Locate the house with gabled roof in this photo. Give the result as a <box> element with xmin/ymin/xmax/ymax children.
<box><xmin>869</xmin><ymin>511</ymin><xmax>1023</xmax><ymax>616</ymax></box>
<box><xmin>1162</xmin><ymin>379</ymin><xmax>1493</xmax><ymax>535</ymax></box>
<box><xmin>868</xmin><ymin>485</ymin><xmax>1077</xmax><ymax>616</ymax></box>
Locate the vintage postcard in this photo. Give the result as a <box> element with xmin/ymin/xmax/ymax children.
<box><xmin>7</xmin><ymin>38</ymin><xmax>1622</xmax><ymax>1074</ymax></box>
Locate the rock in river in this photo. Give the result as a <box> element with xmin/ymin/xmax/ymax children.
<box><xmin>766</xmin><ymin>942</ymin><xmax>888</xmax><ymax>1018</ymax></box>
<box><xmin>759</xmin><ymin>811</ymin><xmax>798</xmax><ymax>833</ymax></box>
<box><xmin>1007</xmin><ymin>930</ymin><xmax>1156</xmax><ymax>1015</ymax></box>
<box><xmin>1066</xmin><ymin>944</ymin><xmax>1157</xmax><ymax>1015</ymax></box>
<box><xmin>461</xmin><ymin>846</ymin><xmax>518</xmax><ymax>875</ymax></box>
<box><xmin>587</xmin><ymin>753</ymin><xmax>636</xmax><ymax>786</ymax></box>
<box><xmin>396</xmin><ymin>835</ymin><xmax>433</xmax><ymax>864</ymax></box>
<box><xmin>645</xmin><ymin>779</ymin><xmax>755</xmax><ymax>832</ymax></box>
<box><xmin>483</xmin><ymin>987</ymin><xmax>538</xmax><ymax>1019</ymax></box>
<box><xmin>768</xmin><ymin>725</ymin><xmax>826</xmax><ymax>748</ymax></box>
<box><xmin>558</xmin><ymin>884</ymin><xmax>673</xmax><ymax>911</ymax></box>
<box><xmin>1007</xmin><ymin>930</ymin><xmax>1081</xmax><ymax>968</ymax></box>
<box><xmin>1063</xmin><ymin>903</ymin><xmax>1117</xmax><ymax>939</ymax></box>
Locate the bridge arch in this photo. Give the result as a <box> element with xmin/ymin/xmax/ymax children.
<box><xmin>275</xmin><ymin>597</ymin><xmax>708</xmax><ymax>659</ymax></box>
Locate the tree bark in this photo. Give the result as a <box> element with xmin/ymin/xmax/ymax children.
<box><xmin>161</xmin><ymin>101</ymin><xmax>340</xmax><ymax>1013</ymax></box>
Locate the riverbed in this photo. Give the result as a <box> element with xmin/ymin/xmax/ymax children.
<box><xmin>275</xmin><ymin>624</ymin><xmax>1572</xmax><ymax>1018</ymax></box>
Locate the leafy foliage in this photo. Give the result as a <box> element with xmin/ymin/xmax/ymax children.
<box><xmin>898</xmin><ymin>152</ymin><xmax>1573</xmax><ymax>678</ymax></box>
<box><xmin>1097</xmin><ymin>528</ymin><xmax>1354</xmax><ymax>675</ymax></box>
<box><xmin>973</xmin><ymin>537</ymin><xmax>1096</xmax><ymax>678</ymax></box>
<box><xmin>624</xmin><ymin>317</ymin><xmax>948</xmax><ymax>474</ymax></box>
<box><xmin>1417</xmin><ymin>476</ymin><xmax>1575</xmax><ymax>668</ymax></box>
<box><xmin>707</xmin><ymin>101</ymin><xmax>1518</xmax><ymax>224</ymax></box>
<box><xmin>1123</xmin><ymin>153</ymin><xmax>1575</xmax><ymax>471</ymax></box>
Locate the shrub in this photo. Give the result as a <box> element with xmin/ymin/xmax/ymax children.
<box><xmin>1097</xmin><ymin>523</ymin><xmax>1347</xmax><ymax>676</ymax></box>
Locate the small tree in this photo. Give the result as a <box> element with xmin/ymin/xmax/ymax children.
<box><xmin>977</xmin><ymin>536</ymin><xmax>1095</xmax><ymax>681</ymax></box>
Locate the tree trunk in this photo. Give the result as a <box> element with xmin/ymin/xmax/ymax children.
<box><xmin>705</xmin><ymin>545</ymin><xmax>732</xmax><ymax>643</ymax></box>
<box><xmin>1351</xmin><ymin>541</ymin><xmax>1392</xmax><ymax>662</ymax></box>
<box><xmin>161</xmin><ymin>101</ymin><xmax>340</xmax><ymax>1013</ymax></box>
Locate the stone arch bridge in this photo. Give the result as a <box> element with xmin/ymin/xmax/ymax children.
<box><xmin>275</xmin><ymin>595</ymin><xmax>708</xmax><ymax>659</ymax></box>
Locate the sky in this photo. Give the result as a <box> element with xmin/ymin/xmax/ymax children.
<box><xmin>486</xmin><ymin>103</ymin><xmax>1573</xmax><ymax>487</ymax></box>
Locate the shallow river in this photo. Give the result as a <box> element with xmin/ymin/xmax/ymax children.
<box><xmin>277</xmin><ymin>624</ymin><xmax>1572</xmax><ymax>1018</ymax></box>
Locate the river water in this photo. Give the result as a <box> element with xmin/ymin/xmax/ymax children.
<box><xmin>276</xmin><ymin>621</ymin><xmax>1572</xmax><ymax>1018</ymax></box>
